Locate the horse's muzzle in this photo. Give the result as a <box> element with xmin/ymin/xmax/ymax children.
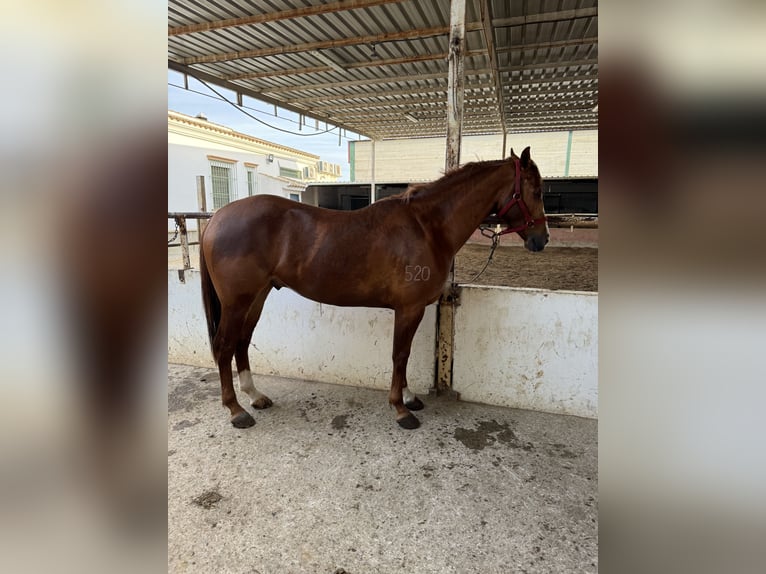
<box><xmin>525</xmin><ymin>232</ymin><xmax>549</xmax><ymax>252</ymax></box>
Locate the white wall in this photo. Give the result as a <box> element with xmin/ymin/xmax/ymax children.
<box><xmin>351</xmin><ymin>130</ymin><xmax>598</xmax><ymax>182</ymax></box>
<box><xmin>453</xmin><ymin>286</ymin><xmax>597</xmax><ymax>418</ymax></box>
<box><xmin>168</xmin><ymin>272</ymin><xmax>597</xmax><ymax>418</ymax></box>
<box><xmin>168</xmin><ymin>271</ymin><xmax>436</xmax><ymax>395</ymax></box>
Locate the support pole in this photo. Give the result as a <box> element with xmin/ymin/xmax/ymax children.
<box><xmin>196</xmin><ymin>175</ymin><xmax>208</xmax><ymax>249</ymax></box>
<box><xmin>435</xmin><ymin>0</ymin><xmax>466</xmax><ymax>397</ymax></box>
<box><xmin>370</xmin><ymin>139</ymin><xmax>376</xmax><ymax>204</ymax></box>
<box><xmin>176</xmin><ymin>216</ymin><xmax>191</xmax><ymax>271</ymax></box>
<box><xmin>444</xmin><ymin>0</ymin><xmax>466</xmax><ymax>172</ymax></box>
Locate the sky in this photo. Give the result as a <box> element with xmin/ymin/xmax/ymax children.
<box><xmin>167</xmin><ymin>70</ymin><xmax>363</xmax><ymax>180</ymax></box>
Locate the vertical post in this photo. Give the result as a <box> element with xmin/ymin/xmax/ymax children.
<box><xmin>502</xmin><ymin>131</ymin><xmax>508</xmax><ymax>158</ymax></box>
<box><xmin>435</xmin><ymin>0</ymin><xmax>466</xmax><ymax>396</ymax></box>
<box><xmin>177</xmin><ymin>216</ymin><xmax>191</xmax><ymax>271</ymax></box>
<box><xmin>444</xmin><ymin>0</ymin><xmax>466</xmax><ymax>172</ymax></box>
<box><xmin>196</xmin><ymin>175</ymin><xmax>208</xmax><ymax>248</ymax></box>
<box><xmin>370</xmin><ymin>139</ymin><xmax>376</xmax><ymax>204</ymax></box>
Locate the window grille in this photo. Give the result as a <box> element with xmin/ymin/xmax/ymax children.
<box><xmin>247</xmin><ymin>168</ymin><xmax>257</xmax><ymax>196</ymax></box>
<box><xmin>279</xmin><ymin>167</ymin><xmax>302</xmax><ymax>180</ymax></box>
<box><xmin>210</xmin><ymin>160</ymin><xmax>236</xmax><ymax>209</ymax></box>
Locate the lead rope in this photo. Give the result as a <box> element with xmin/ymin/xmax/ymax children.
<box><xmin>465</xmin><ymin>227</ymin><xmax>501</xmax><ymax>283</ymax></box>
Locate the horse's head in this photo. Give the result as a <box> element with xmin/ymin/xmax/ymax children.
<box><xmin>498</xmin><ymin>146</ymin><xmax>549</xmax><ymax>252</ymax></box>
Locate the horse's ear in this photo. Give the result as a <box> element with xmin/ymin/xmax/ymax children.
<box><xmin>509</xmin><ymin>148</ymin><xmax>518</xmax><ymax>159</ymax></box>
<box><xmin>520</xmin><ymin>146</ymin><xmax>531</xmax><ymax>168</ymax></box>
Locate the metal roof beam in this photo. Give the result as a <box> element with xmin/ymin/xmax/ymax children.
<box><xmin>224</xmin><ymin>52</ymin><xmax>469</xmax><ymax>81</ymax></box>
<box><xmin>169</xmin><ymin>0</ymin><xmax>409</xmax><ymax>36</ymax></box>
<box><xmin>495</xmin><ymin>36</ymin><xmax>598</xmax><ymax>53</ymax></box>
<box><xmin>507</xmin><ymin>85</ymin><xmax>598</xmax><ymax>99</ymax></box>
<box><xmin>309</xmin><ymin>94</ymin><xmax>500</xmax><ymax>112</ymax></box>
<box><xmin>177</xmin><ymin>26</ymin><xmax>457</xmax><ymax>65</ymax></box>
<box><xmin>492</xmin><ymin>8</ymin><xmax>598</xmax><ymax>28</ymax></box>
<box><xmin>479</xmin><ymin>0</ymin><xmax>506</xmax><ymax>135</ymax></box>
<box><xmin>503</xmin><ymin>73</ymin><xmax>599</xmax><ymax>87</ymax></box>
<box><xmin>259</xmin><ymin>72</ymin><xmax>448</xmax><ymax>95</ymax></box>
<box><xmin>339</xmin><ymin>101</ymin><xmax>595</xmax><ymax>120</ymax></box>
<box><xmin>498</xmin><ymin>58</ymin><xmax>596</xmax><ymax>72</ymax></box>
<box><xmin>285</xmin><ymin>82</ymin><xmax>495</xmax><ymax>103</ymax></box>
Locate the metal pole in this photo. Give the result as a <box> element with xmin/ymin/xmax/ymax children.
<box><xmin>435</xmin><ymin>0</ymin><xmax>466</xmax><ymax>396</ymax></box>
<box><xmin>370</xmin><ymin>139</ymin><xmax>376</xmax><ymax>204</ymax></box>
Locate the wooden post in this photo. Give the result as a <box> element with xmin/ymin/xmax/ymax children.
<box><xmin>435</xmin><ymin>0</ymin><xmax>466</xmax><ymax>397</ymax></box>
<box><xmin>177</xmin><ymin>216</ymin><xmax>191</xmax><ymax>270</ymax></box>
<box><xmin>196</xmin><ymin>175</ymin><xmax>208</xmax><ymax>254</ymax></box>
<box><xmin>444</xmin><ymin>0</ymin><xmax>466</xmax><ymax>172</ymax></box>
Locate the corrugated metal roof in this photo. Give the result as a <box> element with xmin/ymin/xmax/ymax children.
<box><xmin>168</xmin><ymin>0</ymin><xmax>597</xmax><ymax>140</ymax></box>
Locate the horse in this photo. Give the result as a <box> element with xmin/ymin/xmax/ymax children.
<box><xmin>199</xmin><ymin>146</ymin><xmax>549</xmax><ymax>430</ymax></box>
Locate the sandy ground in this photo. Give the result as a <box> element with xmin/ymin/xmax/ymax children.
<box><xmin>455</xmin><ymin>244</ymin><xmax>598</xmax><ymax>292</ymax></box>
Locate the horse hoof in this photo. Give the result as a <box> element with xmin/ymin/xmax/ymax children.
<box><xmin>252</xmin><ymin>396</ymin><xmax>273</xmax><ymax>410</ymax></box>
<box><xmin>404</xmin><ymin>397</ymin><xmax>425</xmax><ymax>411</ymax></box>
<box><xmin>231</xmin><ymin>411</ymin><xmax>255</xmax><ymax>428</ymax></box>
<box><xmin>397</xmin><ymin>413</ymin><xmax>420</xmax><ymax>430</ymax></box>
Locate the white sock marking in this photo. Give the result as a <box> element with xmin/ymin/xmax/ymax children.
<box><xmin>238</xmin><ymin>369</ymin><xmax>268</xmax><ymax>404</ymax></box>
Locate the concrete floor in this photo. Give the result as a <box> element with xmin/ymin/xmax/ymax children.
<box><xmin>168</xmin><ymin>363</ymin><xmax>597</xmax><ymax>574</ymax></box>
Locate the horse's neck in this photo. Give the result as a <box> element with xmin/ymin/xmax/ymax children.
<box><xmin>414</xmin><ymin>162</ymin><xmax>511</xmax><ymax>256</ymax></box>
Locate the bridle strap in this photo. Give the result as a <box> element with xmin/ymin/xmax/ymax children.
<box><xmin>495</xmin><ymin>158</ymin><xmax>546</xmax><ymax>236</ymax></box>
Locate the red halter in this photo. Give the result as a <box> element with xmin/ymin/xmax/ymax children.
<box><xmin>495</xmin><ymin>158</ymin><xmax>547</xmax><ymax>236</ymax></box>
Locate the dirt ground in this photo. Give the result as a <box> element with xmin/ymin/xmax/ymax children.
<box><xmin>455</xmin><ymin>243</ymin><xmax>598</xmax><ymax>292</ymax></box>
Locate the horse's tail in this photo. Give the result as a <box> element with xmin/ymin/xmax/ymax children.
<box><xmin>199</xmin><ymin>233</ymin><xmax>220</xmax><ymax>360</ymax></box>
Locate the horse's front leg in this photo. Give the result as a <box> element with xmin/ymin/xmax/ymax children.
<box><xmin>390</xmin><ymin>306</ymin><xmax>426</xmax><ymax>429</ymax></box>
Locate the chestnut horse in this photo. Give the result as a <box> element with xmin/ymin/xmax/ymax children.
<box><xmin>200</xmin><ymin>147</ymin><xmax>548</xmax><ymax>429</ymax></box>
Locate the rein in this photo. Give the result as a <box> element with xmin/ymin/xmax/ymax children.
<box><xmin>466</xmin><ymin>158</ymin><xmax>546</xmax><ymax>283</ymax></box>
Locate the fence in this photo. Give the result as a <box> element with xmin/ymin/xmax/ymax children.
<box><xmin>168</xmin><ymin>212</ymin><xmax>211</xmax><ymax>272</ymax></box>
<box><xmin>168</xmin><ymin>269</ymin><xmax>597</xmax><ymax>418</ymax></box>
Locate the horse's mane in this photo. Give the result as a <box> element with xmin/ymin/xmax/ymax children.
<box><xmin>383</xmin><ymin>183</ymin><xmax>428</xmax><ymax>204</ymax></box>
<box><xmin>385</xmin><ymin>159</ymin><xmax>510</xmax><ymax>205</ymax></box>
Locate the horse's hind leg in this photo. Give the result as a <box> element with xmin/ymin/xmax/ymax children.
<box><xmin>213</xmin><ymin>303</ymin><xmax>255</xmax><ymax>428</ymax></box>
<box><xmin>235</xmin><ymin>286</ymin><xmax>273</xmax><ymax>410</ymax></box>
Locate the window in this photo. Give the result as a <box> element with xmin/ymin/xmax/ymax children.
<box><xmin>246</xmin><ymin>167</ymin><xmax>258</xmax><ymax>196</ymax></box>
<box><xmin>289</xmin><ymin>193</ymin><xmax>300</xmax><ymax>202</ymax></box>
<box><xmin>279</xmin><ymin>167</ymin><xmax>302</xmax><ymax>180</ymax></box>
<box><xmin>209</xmin><ymin>158</ymin><xmax>237</xmax><ymax>209</ymax></box>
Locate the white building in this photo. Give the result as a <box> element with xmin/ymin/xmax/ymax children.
<box><xmin>168</xmin><ymin>110</ymin><xmax>341</xmax><ymax>229</ymax></box>
<box><xmin>349</xmin><ymin>130</ymin><xmax>598</xmax><ymax>182</ymax></box>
